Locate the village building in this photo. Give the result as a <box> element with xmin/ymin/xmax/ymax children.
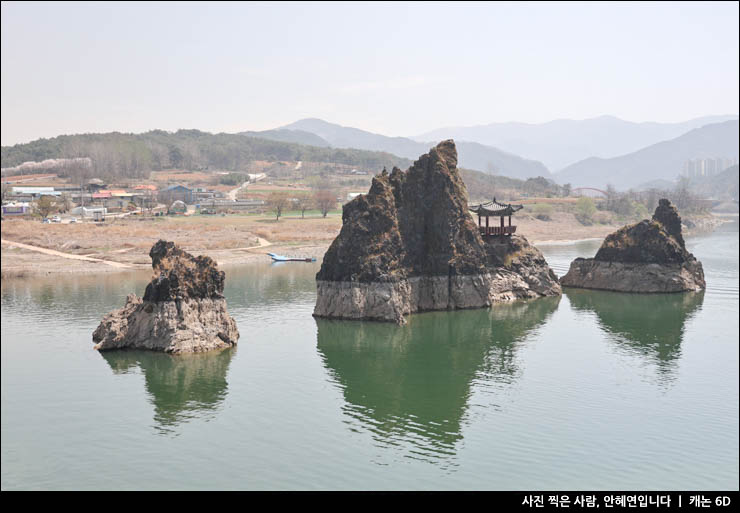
<box><xmin>1</xmin><ymin>202</ymin><xmax>32</xmax><ymax>216</ymax></box>
<box><xmin>192</xmin><ymin>187</ymin><xmax>221</xmax><ymax>203</ymax></box>
<box><xmin>90</xmin><ymin>189</ymin><xmax>138</xmax><ymax>210</ymax></box>
<box><xmin>86</xmin><ymin>178</ymin><xmax>106</xmax><ymax>192</ymax></box>
<box><xmin>91</xmin><ymin>191</ymin><xmax>112</xmax><ymax>202</ymax></box>
<box><xmin>159</xmin><ymin>184</ymin><xmax>193</xmax><ymax>204</ymax></box>
<box><xmin>133</xmin><ymin>184</ymin><xmax>158</xmax><ymax>192</ymax></box>
<box><xmin>69</xmin><ymin>206</ymin><xmax>107</xmax><ymax>218</ymax></box>
<box><xmin>10</xmin><ymin>186</ymin><xmax>61</xmax><ymax>202</ymax></box>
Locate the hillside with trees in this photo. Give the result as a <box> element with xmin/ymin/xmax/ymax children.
<box><xmin>1</xmin><ymin>130</ymin><xmax>411</xmax><ymax>181</ymax></box>
<box><xmin>459</xmin><ymin>169</ymin><xmax>564</xmax><ymax>201</ymax></box>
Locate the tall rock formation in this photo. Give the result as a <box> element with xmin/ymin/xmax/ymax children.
<box><xmin>313</xmin><ymin>140</ymin><xmax>560</xmax><ymax>324</ymax></box>
<box><xmin>93</xmin><ymin>240</ymin><xmax>239</xmax><ymax>352</ymax></box>
<box><xmin>561</xmin><ymin>199</ymin><xmax>705</xmax><ymax>292</ymax></box>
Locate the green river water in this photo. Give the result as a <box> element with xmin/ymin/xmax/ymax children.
<box><xmin>1</xmin><ymin>221</ymin><xmax>737</xmax><ymax>490</ymax></box>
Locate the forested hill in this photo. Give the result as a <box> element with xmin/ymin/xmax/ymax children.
<box><xmin>1</xmin><ymin>129</ymin><xmax>412</xmax><ymax>180</ymax></box>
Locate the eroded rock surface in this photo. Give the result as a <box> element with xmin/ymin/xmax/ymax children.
<box><xmin>93</xmin><ymin>240</ymin><xmax>239</xmax><ymax>352</ymax></box>
<box><xmin>314</xmin><ymin>140</ymin><xmax>560</xmax><ymax>324</ymax></box>
<box><xmin>561</xmin><ymin>199</ymin><xmax>705</xmax><ymax>292</ymax></box>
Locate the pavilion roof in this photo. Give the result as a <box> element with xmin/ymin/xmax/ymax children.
<box><xmin>469</xmin><ymin>198</ymin><xmax>523</xmax><ymax>217</ymax></box>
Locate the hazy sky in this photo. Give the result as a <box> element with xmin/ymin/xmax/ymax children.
<box><xmin>2</xmin><ymin>1</ymin><xmax>738</xmax><ymax>145</ymax></box>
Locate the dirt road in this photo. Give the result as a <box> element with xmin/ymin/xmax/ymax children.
<box><xmin>1</xmin><ymin>239</ymin><xmax>135</xmax><ymax>269</ymax></box>
<box><xmin>227</xmin><ymin>181</ymin><xmax>249</xmax><ymax>201</ymax></box>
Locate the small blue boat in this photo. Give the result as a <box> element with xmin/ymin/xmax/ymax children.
<box><xmin>267</xmin><ymin>252</ymin><xmax>316</xmax><ymax>262</ymax></box>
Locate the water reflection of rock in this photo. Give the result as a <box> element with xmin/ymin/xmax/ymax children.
<box><xmin>567</xmin><ymin>289</ymin><xmax>704</xmax><ymax>372</ymax></box>
<box><xmin>100</xmin><ymin>348</ymin><xmax>235</xmax><ymax>434</ymax></box>
<box><xmin>316</xmin><ymin>297</ymin><xmax>560</xmax><ymax>462</ymax></box>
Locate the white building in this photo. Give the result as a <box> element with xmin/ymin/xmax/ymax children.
<box><xmin>683</xmin><ymin>158</ymin><xmax>738</xmax><ymax>178</ymax></box>
<box><xmin>69</xmin><ymin>206</ymin><xmax>107</xmax><ymax>217</ymax></box>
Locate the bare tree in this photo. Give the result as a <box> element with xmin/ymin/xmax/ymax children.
<box><xmin>645</xmin><ymin>188</ymin><xmax>660</xmax><ymax>212</ymax></box>
<box><xmin>67</xmin><ymin>159</ymin><xmax>94</xmax><ymax>208</ymax></box>
<box><xmin>148</xmin><ymin>142</ymin><xmax>166</xmax><ymax>171</ymax></box>
<box><xmin>673</xmin><ymin>175</ymin><xmax>695</xmax><ymax>212</ymax></box>
<box><xmin>294</xmin><ymin>195</ymin><xmax>313</xmax><ymax>218</ymax></box>
<box><xmin>267</xmin><ymin>191</ymin><xmax>290</xmax><ymax>221</ymax></box>
<box><xmin>58</xmin><ymin>193</ymin><xmax>73</xmax><ymax>213</ymax></box>
<box><xmin>144</xmin><ymin>189</ymin><xmax>157</xmax><ymax>215</ymax></box>
<box><xmin>605</xmin><ymin>184</ymin><xmax>618</xmax><ymax>212</ymax></box>
<box><xmin>314</xmin><ymin>189</ymin><xmax>336</xmax><ymax>218</ymax></box>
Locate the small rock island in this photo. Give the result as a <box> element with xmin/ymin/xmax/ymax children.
<box><xmin>313</xmin><ymin>140</ymin><xmax>561</xmax><ymax>324</ymax></box>
<box><xmin>93</xmin><ymin>240</ymin><xmax>239</xmax><ymax>353</ymax></box>
<box><xmin>561</xmin><ymin>199</ymin><xmax>705</xmax><ymax>293</ymax></box>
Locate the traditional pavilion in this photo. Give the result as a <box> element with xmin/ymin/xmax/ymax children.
<box><xmin>469</xmin><ymin>198</ymin><xmax>524</xmax><ymax>237</ymax></box>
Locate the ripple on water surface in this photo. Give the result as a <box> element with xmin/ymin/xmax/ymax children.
<box><xmin>1</xmin><ymin>230</ymin><xmax>738</xmax><ymax>490</ymax></box>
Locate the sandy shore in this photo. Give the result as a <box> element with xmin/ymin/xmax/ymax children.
<box><xmin>1</xmin><ymin>211</ymin><xmax>725</xmax><ymax>279</ymax></box>
<box><xmin>1</xmin><ymin>239</ymin><xmax>329</xmax><ymax>278</ymax></box>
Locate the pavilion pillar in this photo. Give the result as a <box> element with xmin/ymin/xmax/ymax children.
<box><xmin>485</xmin><ymin>215</ymin><xmax>489</xmax><ymax>236</ymax></box>
<box><xmin>508</xmin><ymin>215</ymin><xmax>512</xmax><ymax>236</ymax></box>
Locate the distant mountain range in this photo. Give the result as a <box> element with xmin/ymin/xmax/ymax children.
<box><xmin>249</xmin><ymin>116</ymin><xmax>740</xmax><ymax>189</ymax></box>
<box><xmin>413</xmin><ymin>114</ymin><xmax>738</xmax><ymax>171</ymax></box>
<box><xmin>249</xmin><ymin>118</ymin><xmax>552</xmax><ymax>180</ymax></box>
<box><xmin>554</xmin><ymin>120</ymin><xmax>739</xmax><ymax>190</ymax></box>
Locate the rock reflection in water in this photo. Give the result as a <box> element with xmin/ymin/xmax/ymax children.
<box><xmin>567</xmin><ymin>289</ymin><xmax>704</xmax><ymax>376</ymax></box>
<box><xmin>100</xmin><ymin>348</ymin><xmax>235</xmax><ymax>434</ymax></box>
<box><xmin>316</xmin><ymin>296</ymin><xmax>560</xmax><ymax>463</ymax></box>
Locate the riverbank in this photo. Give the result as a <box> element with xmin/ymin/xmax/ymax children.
<box><xmin>1</xmin><ymin>211</ymin><xmax>729</xmax><ymax>278</ymax></box>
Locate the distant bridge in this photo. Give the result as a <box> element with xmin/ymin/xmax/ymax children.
<box><xmin>571</xmin><ymin>187</ymin><xmax>608</xmax><ymax>197</ymax></box>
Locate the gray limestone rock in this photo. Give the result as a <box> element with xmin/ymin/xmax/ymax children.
<box><xmin>93</xmin><ymin>241</ymin><xmax>239</xmax><ymax>352</ymax></box>
<box><xmin>561</xmin><ymin>199</ymin><xmax>705</xmax><ymax>293</ymax></box>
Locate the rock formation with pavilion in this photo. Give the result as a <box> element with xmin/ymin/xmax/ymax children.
<box><xmin>313</xmin><ymin>140</ymin><xmax>560</xmax><ymax>324</ymax></box>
